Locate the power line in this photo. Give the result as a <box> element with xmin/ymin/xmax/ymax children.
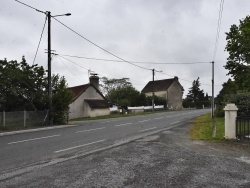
<box><xmin>52</xmin><ymin>17</ymin><xmax>152</xmax><ymax>71</ymax></box>
<box><xmin>57</xmin><ymin>53</ymin><xmax>212</xmax><ymax>65</ymax></box>
<box><xmin>56</xmin><ymin>56</ymin><xmax>83</xmax><ymax>82</ymax></box>
<box><xmin>59</xmin><ymin>53</ymin><xmax>220</xmax><ymax>87</ymax></box>
<box><xmin>159</xmin><ymin>72</ymin><xmax>220</xmax><ymax>87</ymax></box>
<box><xmin>213</xmin><ymin>0</ymin><xmax>224</xmax><ymax>61</ymax></box>
<box><xmin>14</xmin><ymin>0</ymin><xmax>45</xmax><ymax>14</ymax></box>
<box><xmin>57</xmin><ymin>54</ymin><xmax>146</xmax><ymax>85</ymax></box>
<box><xmin>32</xmin><ymin>15</ymin><xmax>47</xmax><ymax>65</ymax></box>
<box><xmin>58</xmin><ymin>55</ymin><xmax>89</xmax><ymax>71</ymax></box>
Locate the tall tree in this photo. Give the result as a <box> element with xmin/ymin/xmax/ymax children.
<box><xmin>100</xmin><ymin>77</ymin><xmax>132</xmax><ymax>98</ymax></box>
<box><xmin>186</xmin><ymin>77</ymin><xmax>204</xmax><ymax>104</ymax></box>
<box><xmin>225</xmin><ymin>15</ymin><xmax>250</xmax><ymax>90</ymax></box>
<box><xmin>215</xmin><ymin>78</ymin><xmax>238</xmax><ymax>105</ymax></box>
<box><xmin>52</xmin><ymin>74</ymin><xmax>73</xmax><ymax>124</ymax></box>
<box><xmin>109</xmin><ymin>85</ymin><xmax>144</xmax><ymax>107</ymax></box>
<box><xmin>0</xmin><ymin>57</ymin><xmax>47</xmax><ymax>111</ymax></box>
<box><xmin>0</xmin><ymin>57</ymin><xmax>72</xmax><ymax>124</ymax></box>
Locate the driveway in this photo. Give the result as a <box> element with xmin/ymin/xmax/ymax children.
<box><xmin>1</xmin><ymin>119</ymin><xmax>250</xmax><ymax>187</ymax></box>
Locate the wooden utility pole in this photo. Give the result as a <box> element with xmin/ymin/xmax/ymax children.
<box><xmin>152</xmin><ymin>69</ymin><xmax>155</xmax><ymax>111</ymax></box>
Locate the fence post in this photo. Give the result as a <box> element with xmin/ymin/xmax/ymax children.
<box><xmin>224</xmin><ymin>103</ymin><xmax>238</xmax><ymax>139</ymax></box>
<box><xmin>24</xmin><ymin>110</ymin><xmax>26</xmax><ymax>127</ymax></box>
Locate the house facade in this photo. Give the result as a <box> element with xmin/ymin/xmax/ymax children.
<box><xmin>141</xmin><ymin>77</ymin><xmax>184</xmax><ymax>110</ymax></box>
<box><xmin>68</xmin><ymin>75</ymin><xmax>110</xmax><ymax>119</ymax></box>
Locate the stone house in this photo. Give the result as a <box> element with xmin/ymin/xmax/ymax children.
<box><xmin>141</xmin><ymin>77</ymin><xmax>184</xmax><ymax>110</ymax></box>
<box><xmin>68</xmin><ymin>75</ymin><xmax>110</xmax><ymax>119</ymax></box>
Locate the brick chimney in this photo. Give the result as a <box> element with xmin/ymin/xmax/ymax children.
<box><xmin>89</xmin><ymin>73</ymin><xmax>99</xmax><ymax>90</ymax></box>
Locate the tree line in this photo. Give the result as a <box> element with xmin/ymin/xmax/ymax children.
<box><xmin>100</xmin><ymin>77</ymin><xmax>166</xmax><ymax>108</ymax></box>
<box><xmin>0</xmin><ymin>57</ymin><xmax>72</xmax><ymax>124</ymax></box>
<box><xmin>215</xmin><ymin>15</ymin><xmax>250</xmax><ymax>116</ymax></box>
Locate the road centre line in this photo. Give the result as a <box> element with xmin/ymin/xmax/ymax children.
<box><xmin>54</xmin><ymin>139</ymin><xmax>105</xmax><ymax>153</ymax></box>
<box><xmin>155</xmin><ymin>117</ymin><xmax>163</xmax><ymax>120</ymax></box>
<box><xmin>138</xmin><ymin>119</ymin><xmax>151</xmax><ymax>123</ymax></box>
<box><xmin>114</xmin><ymin>123</ymin><xmax>132</xmax><ymax>127</ymax></box>
<box><xmin>8</xmin><ymin>134</ymin><xmax>61</xmax><ymax>145</ymax></box>
<box><xmin>76</xmin><ymin>127</ymin><xmax>106</xmax><ymax>133</ymax></box>
<box><xmin>101</xmin><ymin>119</ymin><xmax>119</xmax><ymax>123</ymax></box>
<box><xmin>139</xmin><ymin>127</ymin><xmax>157</xmax><ymax>132</ymax></box>
<box><xmin>170</xmin><ymin>121</ymin><xmax>180</xmax><ymax>125</ymax></box>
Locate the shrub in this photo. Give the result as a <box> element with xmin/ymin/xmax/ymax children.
<box><xmin>226</xmin><ymin>93</ymin><xmax>250</xmax><ymax>116</ymax></box>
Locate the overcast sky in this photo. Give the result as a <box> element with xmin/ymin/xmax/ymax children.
<box><xmin>1</xmin><ymin>0</ymin><xmax>250</xmax><ymax>97</ymax></box>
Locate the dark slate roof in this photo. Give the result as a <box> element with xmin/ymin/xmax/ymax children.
<box><xmin>141</xmin><ymin>78</ymin><xmax>184</xmax><ymax>93</ymax></box>
<box><xmin>68</xmin><ymin>83</ymin><xmax>106</xmax><ymax>102</ymax></box>
<box><xmin>85</xmin><ymin>99</ymin><xmax>109</xmax><ymax>109</ymax></box>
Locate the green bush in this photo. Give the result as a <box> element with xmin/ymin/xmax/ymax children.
<box><xmin>227</xmin><ymin>93</ymin><xmax>250</xmax><ymax>116</ymax></box>
<box><xmin>214</xmin><ymin>105</ymin><xmax>225</xmax><ymax>117</ymax></box>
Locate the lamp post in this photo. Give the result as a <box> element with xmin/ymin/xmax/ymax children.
<box><xmin>152</xmin><ymin>69</ymin><xmax>155</xmax><ymax>112</ymax></box>
<box><xmin>47</xmin><ymin>11</ymin><xmax>71</xmax><ymax>125</ymax></box>
<box><xmin>211</xmin><ymin>61</ymin><xmax>214</xmax><ymax>119</ymax></box>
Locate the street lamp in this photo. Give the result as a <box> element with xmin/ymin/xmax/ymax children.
<box><xmin>47</xmin><ymin>11</ymin><xmax>71</xmax><ymax>125</ymax></box>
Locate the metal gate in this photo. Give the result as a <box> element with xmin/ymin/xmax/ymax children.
<box><xmin>236</xmin><ymin>116</ymin><xmax>250</xmax><ymax>141</ymax></box>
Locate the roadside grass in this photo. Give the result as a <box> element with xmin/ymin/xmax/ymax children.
<box><xmin>190</xmin><ymin>113</ymin><xmax>225</xmax><ymax>142</ymax></box>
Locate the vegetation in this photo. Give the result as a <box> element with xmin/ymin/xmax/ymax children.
<box><xmin>100</xmin><ymin>77</ymin><xmax>132</xmax><ymax>97</ymax></box>
<box><xmin>190</xmin><ymin>113</ymin><xmax>224</xmax><ymax>141</ymax></box>
<box><xmin>225</xmin><ymin>15</ymin><xmax>250</xmax><ymax>91</ymax></box>
<box><xmin>101</xmin><ymin>77</ymin><xmax>166</xmax><ymax>107</ymax></box>
<box><xmin>215</xmin><ymin>16</ymin><xmax>250</xmax><ymax>117</ymax></box>
<box><xmin>183</xmin><ymin>77</ymin><xmax>210</xmax><ymax>108</ymax></box>
<box><xmin>0</xmin><ymin>57</ymin><xmax>72</xmax><ymax>124</ymax></box>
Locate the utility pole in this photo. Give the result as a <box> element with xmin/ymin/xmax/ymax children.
<box><xmin>47</xmin><ymin>11</ymin><xmax>71</xmax><ymax>125</ymax></box>
<box><xmin>47</xmin><ymin>11</ymin><xmax>52</xmax><ymax>125</ymax></box>
<box><xmin>152</xmin><ymin>69</ymin><xmax>155</xmax><ymax>111</ymax></box>
<box><xmin>211</xmin><ymin>61</ymin><xmax>214</xmax><ymax>119</ymax></box>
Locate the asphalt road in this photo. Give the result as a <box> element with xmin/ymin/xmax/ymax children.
<box><xmin>1</xmin><ymin>108</ymin><xmax>250</xmax><ymax>187</ymax></box>
<box><xmin>0</xmin><ymin>109</ymin><xmax>208</xmax><ymax>176</ymax></box>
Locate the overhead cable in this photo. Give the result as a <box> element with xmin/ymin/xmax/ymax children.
<box><xmin>32</xmin><ymin>15</ymin><xmax>47</xmax><ymax>65</ymax></box>
<box><xmin>213</xmin><ymin>0</ymin><xmax>224</xmax><ymax>61</ymax></box>
<box><xmin>52</xmin><ymin>17</ymin><xmax>152</xmax><ymax>71</ymax></box>
<box><xmin>58</xmin><ymin>53</ymin><xmax>211</xmax><ymax>65</ymax></box>
<box><xmin>14</xmin><ymin>0</ymin><xmax>45</xmax><ymax>13</ymax></box>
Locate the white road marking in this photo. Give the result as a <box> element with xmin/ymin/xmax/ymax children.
<box><xmin>8</xmin><ymin>134</ymin><xmax>61</xmax><ymax>145</ymax></box>
<box><xmin>76</xmin><ymin>127</ymin><xmax>106</xmax><ymax>133</ymax></box>
<box><xmin>170</xmin><ymin>121</ymin><xmax>180</xmax><ymax>125</ymax></box>
<box><xmin>101</xmin><ymin>119</ymin><xmax>119</xmax><ymax>123</ymax></box>
<box><xmin>155</xmin><ymin>117</ymin><xmax>163</xmax><ymax>120</ymax></box>
<box><xmin>138</xmin><ymin>119</ymin><xmax>151</xmax><ymax>123</ymax></box>
<box><xmin>114</xmin><ymin>123</ymin><xmax>132</xmax><ymax>127</ymax></box>
<box><xmin>54</xmin><ymin>139</ymin><xmax>105</xmax><ymax>153</ymax></box>
<box><xmin>139</xmin><ymin>127</ymin><xmax>157</xmax><ymax>132</ymax></box>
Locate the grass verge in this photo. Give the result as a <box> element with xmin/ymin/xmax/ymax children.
<box><xmin>190</xmin><ymin>113</ymin><xmax>225</xmax><ymax>142</ymax></box>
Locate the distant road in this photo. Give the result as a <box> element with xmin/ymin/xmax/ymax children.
<box><xmin>0</xmin><ymin>109</ymin><xmax>209</xmax><ymax>174</ymax></box>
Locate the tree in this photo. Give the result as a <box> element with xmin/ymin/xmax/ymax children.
<box><xmin>0</xmin><ymin>57</ymin><xmax>47</xmax><ymax>111</ymax></box>
<box><xmin>225</xmin><ymin>15</ymin><xmax>250</xmax><ymax>90</ymax></box>
<box><xmin>0</xmin><ymin>57</ymin><xmax>72</xmax><ymax>124</ymax></box>
<box><xmin>100</xmin><ymin>77</ymin><xmax>132</xmax><ymax>97</ymax></box>
<box><xmin>51</xmin><ymin>74</ymin><xmax>73</xmax><ymax>124</ymax></box>
<box><xmin>215</xmin><ymin>79</ymin><xmax>238</xmax><ymax>105</ymax></box>
<box><xmin>186</xmin><ymin>77</ymin><xmax>204</xmax><ymax>103</ymax></box>
<box><xmin>108</xmin><ymin>85</ymin><xmax>145</xmax><ymax>107</ymax></box>
<box><xmin>183</xmin><ymin>77</ymin><xmax>210</xmax><ymax>108</ymax></box>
